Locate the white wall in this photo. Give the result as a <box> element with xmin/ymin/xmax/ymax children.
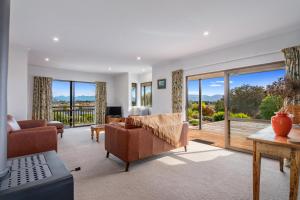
<box><xmin>7</xmin><ymin>45</ymin><xmax>28</xmax><ymax>120</ymax></box>
<box><xmin>152</xmin><ymin>28</ymin><xmax>300</xmax><ymax>116</ymax></box>
<box><xmin>28</xmin><ymin>65</ymin><xmax>116</xmax><ymax>119</ymax></box>
<box><xmin>113</xmin><ymin>73</ymin><xmax>130</xmax><ymax>116</ymax></box>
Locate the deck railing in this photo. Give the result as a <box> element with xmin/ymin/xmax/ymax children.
<box><xmin>52</xmin><ymin>106</ymin><xmax>95</xmax><ymax>127</ymax></box>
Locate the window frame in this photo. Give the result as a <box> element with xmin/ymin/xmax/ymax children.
<box><xmin>140</xmin><ymin>82</ymin><xmax>152</xmax><ymax>107</ymax></box>
<box><xmin>52</xmin><ymin>79</ymin><xmax>96</xmax><ymax>127</ymax></box>
<box><xmin>131</xmin><ymin>82</ymin><xmax>137</xmax><ymax>106</ymax></box>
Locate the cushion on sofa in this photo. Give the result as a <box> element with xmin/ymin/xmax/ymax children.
<box><xmin>7</xmin><ymin>115</ymin><xmax>21</xmax><ymax>132</ymax></box>
<box><xmin>125</xmin><ymin>117</ymin><xmax>141</xmax><ymax>129</ymax></box>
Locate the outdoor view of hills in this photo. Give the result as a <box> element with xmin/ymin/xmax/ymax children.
<box><xmin>52</xmin><ymin>81</ymin><xmax>96</xmax><ymax>107</ymax></box>
<box><xmin>188</xmin><ymin>69</ymin><xmax>286</xmax><ymax>126</ymax></box>
<box><xmin>188</xmin><ymin>94</ymin><xmax>223</xmax><ymax>102</ymax></box>
<box><xmin>53</xmin><ymin>95</ymin><xmax>95</xmax><ymax>102</ymax></box>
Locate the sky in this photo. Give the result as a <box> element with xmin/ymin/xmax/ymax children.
<box><xmin>188</xmin><ymin>69</ymin><xmax>285</xmax><ymax>96</ymax></box>
<box><xmin>52</xmin><ymin>81</ymin><xmax>96</xmax><ymax>97</ymax></box>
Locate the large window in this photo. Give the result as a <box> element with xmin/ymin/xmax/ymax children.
<box><xmin>141</xmin><ymin>82</ymin><xmax>152</xmax><ymax>107</ymax></box>
<box><xmin>52</xmin><ymin>80</ymin><xmax>96</xmax><ymax>127</ymax></box>
<box><xmin>131</xmin><ymin>83</ymin><xmax>137</xmax><ymax>106</ymax></box>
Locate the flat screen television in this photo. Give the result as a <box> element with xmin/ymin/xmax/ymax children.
<box><xmin>106</xmin><ymin>106</ymin><xmax>122</xmax><ymax>117</ymax></box>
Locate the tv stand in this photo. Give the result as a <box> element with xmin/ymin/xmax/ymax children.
<box><xmin>105</xmin><ymin>115</ymin><xmax>125</xmax><ymax>124</ymax></box>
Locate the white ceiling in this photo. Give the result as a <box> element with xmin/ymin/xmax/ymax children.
<box><xmin>10</xmin><ymin>0</ymin><xmax>300</xmax><ymax>73</ymax></box>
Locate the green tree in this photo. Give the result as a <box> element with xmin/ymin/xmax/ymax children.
<box><xmin>230</xmin><ymin>85</ymin><xmax>265</xmax><ymax>117</ymax></box>
<box><xmin>259</xmin><ymin>95</ymin><xmax>283</xmax><ymax>120</ymax></box>
<box><xmin>215</xmin><ymin>98</ymin><xmax>224</xmax><ymax>112</ymax></box>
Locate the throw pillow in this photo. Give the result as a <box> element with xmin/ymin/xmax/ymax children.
<box><xmin>7</xmin><ymin>115</ymin><xmax>21</xmax><ymax>132</ymax></box>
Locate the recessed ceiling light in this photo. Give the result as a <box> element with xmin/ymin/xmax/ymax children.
<box><xmin>108</xmin><ymin>67</ymin><xmax>112</xmax><ymax>71</ymax></box>
<box><xmin>137</xmin><ymin>56</ymin><xmax>141</xmax><ymax>61</ymax></box>
<box><xmin>53</xmin><ymin>37</ymin><xmax>59</xmax><ymax>42</ymax></box>
<box><xmin>203</xmin><ymin>31</ymin><xmax>209</xmax><ymax>36</ymax></box>
<box><xmin>45</xmin><ymin>58</ymin><xmax>50</xmax><ymax>62</ymax></box>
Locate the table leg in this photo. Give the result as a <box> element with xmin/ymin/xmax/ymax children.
<box><xmin>253</xmin><ymin>142</ymin><xmax>261</xmax><ymax>200</ymax></box>
<box><xmin>289</xmin><ymin>151</ymin><xmax>300</xmax><ymax>200</ymax></box>
<box><xmin>279</xmin><ymin>157</ymin><xmax>284</xmax><ymax>172</ymax></box>
<box><xmin>91</xmin><ymin>128</ymin><xmax>94</xmax><ymax>140</ymax></box>
<box><xmin>96</xmin><ymin>130</ymin><xmax>100</xmax><ymax>142</ymax></box>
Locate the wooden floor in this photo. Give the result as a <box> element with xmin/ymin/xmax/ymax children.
<box><xmin>188</xmin><ymin>120</ymin><xmax>270</xmax><ymax>151</ymax></box>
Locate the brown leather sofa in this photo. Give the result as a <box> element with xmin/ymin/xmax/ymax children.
<box><xmin>7</xmin><ymin>119</ymin><xmax>58</xmax><ymax>158</ymax></box>
<box><xmin>105</xmin><ymin>122</ymin><xmax>189</xmax><ymax>171</ymax></box>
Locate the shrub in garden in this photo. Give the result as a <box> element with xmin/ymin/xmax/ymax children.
<box><xmin>259</xmin><ymin>95</ymin><xmax>283</xmax><ymax>120</ymax></box>
<box><xmin>189</xmin><ymin>119</ymin><xmax>199</xmax><ymax>126</ymax></box>
<box><xmin>191</xmin><ymin>111</ymin><xmax>199</xmax><ymax>119</ymax></box>
<box><xmin>212</xmin><ymin>111</ymin><xmax>250</xmax><ymax>121</ymax></box>
<box><xmin>230</xmin><ymin>112</ymin><xmax>250</xmax><ymax>119</ymax></box>
<box><xmin>202</xmin><ymin>116</ymin><xmax>213</xmax><ymax>122</ymax></box>
<box><xmin>202</xmin><ymin>104</ymin><xmax>215</xmax><ymax>116</ymax></box>
<box><xmin>212</xmin><ymin>111</ymin><xmax>225</xmax><ymax>121</ymax></box>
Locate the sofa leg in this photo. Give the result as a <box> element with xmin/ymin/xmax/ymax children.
<box><xmin>184</xmin><ymin>146</ymin><xmax>187</xmax><ymax>152</ymax></box>
<box><xmin>125</xmin><ymin>162</ymin><xmax>130</xmax><ymax>172</ymax></box>
<box><xmin>106</xmin><ymin>151</ymin><xmax>109</xmax><ymax>158</ymax></box>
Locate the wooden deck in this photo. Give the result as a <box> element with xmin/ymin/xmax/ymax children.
<box><xmin>189</xmin><ymin>120</ymin><xmax>270</xmax><ymax>151</ymax></box>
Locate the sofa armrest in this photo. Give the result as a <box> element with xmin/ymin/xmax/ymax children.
<box><xmin>8</xmin><ymin>126</ymin><xmax>57</xmax><ymax>158</ymax></box>
<box><xmin>105</xmin><ymin>125</ymin><xmax>131</xmax><ymax>161</ymax></box>
<box><xmin>180</xmin><ymin>122</ymin><xmax>189</xmax><ymax>146</ymax></box>
<box><xmin>18</xmin><ymin>120</ymin><xmax>47</xmax><ymax>129</ymax></box>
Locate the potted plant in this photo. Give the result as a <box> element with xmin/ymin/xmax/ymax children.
<box><xmin>267</xmin><ymin>75</ymin><xmax>300</xmax><ymax>124</ymax></box>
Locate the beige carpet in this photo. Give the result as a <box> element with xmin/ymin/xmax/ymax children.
<box><xmin>58</xmin><ymin>127</ymin><xmax>299</xmax><ymax>200</ymax></box>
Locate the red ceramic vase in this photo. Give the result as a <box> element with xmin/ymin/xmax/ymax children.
<box><xmin>271</xmin><ymin>113</ymin><xmax>292</xmax><ymax>137</ymax></box>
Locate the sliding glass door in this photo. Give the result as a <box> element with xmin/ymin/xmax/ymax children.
<box><xmin>52</xmin><ymin>80</ymin><xmax>96</xmax><ymax>127</ymax></box>
<box><xmin>73</xmin><ymin>82</ymin><xmax>96</xmax><ymax>126</ymax></box>
<box><xmin>187</xmin><ymin>62</ymin><xmax>286</xmax><ymax>151</ymax></box>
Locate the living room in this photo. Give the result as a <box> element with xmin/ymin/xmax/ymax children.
<box><xmin>1</xmin><ymin>0</ymin><xmax>300</xmax><ymax>200</ymax></box>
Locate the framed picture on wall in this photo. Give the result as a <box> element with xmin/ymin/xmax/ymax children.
<box><xmin>157</xmin><ymin>79</ymin><xmax>166</xmax><ymax>89</ymax></box>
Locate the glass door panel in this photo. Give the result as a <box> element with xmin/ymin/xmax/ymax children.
<box><xmin>187</xmin><ymin>80</ymin><xmax>200</xmax><ymax>129</ymax></box>
<box><xmin>73</xmin><ymin>82</ymin><xmax>96</xmax><ymax>126</ymax></box>
<box><xmin>187</xmin><ymin>76</ymin><xmax>225</xmax><ymax>147</ymax></box>
<box><xmin>201</xmin><ymin>77</ymin><xmax>225</xmax><ymax>137</ymax></box>
<box><xmin>229</xmin><ymin>69</ymin><xmax>285</xmax><ymax>150</ymax></box>
<box><xmin>52</xmin><ymin>80</ymin><xmax>71</xmax><ymax>127</ymax></box>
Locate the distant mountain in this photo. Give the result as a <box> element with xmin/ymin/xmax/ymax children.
<box><xmin>53</xmin><ymin>96</ymin><xmax>70</xmax><ymax>102</ymax></box>
<box><xmin>189</xmin><ymin>94</ymin><xmax>223</xmax><ymax>102</ymax></box>
<box><xmin>75</xmin><ymin>95</ymin><xmax>95</xmax><ymax>101</ymax></box>
<box><xmin>53</xmin><ymin>95</ymin><xmax>95</xmax><ymax>102</ymax></box>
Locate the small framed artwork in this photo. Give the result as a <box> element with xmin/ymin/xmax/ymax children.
<box><xmin>157</xmin><ymin>79</ymin><xmax>166</xmax><ymax>89</ymax></box>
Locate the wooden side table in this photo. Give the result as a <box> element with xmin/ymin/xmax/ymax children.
<box><xmin>248</xmin><ymin>126</ymin><xmax>300</xmax><ymax>200</ymax></box>
<box><xmin>91</xmin><ymin>125</ymin><xmax>105</xmax><ymax>142</ymax></box>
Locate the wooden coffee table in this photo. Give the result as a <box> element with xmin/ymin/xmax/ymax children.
<box><xmin>91</xmin><ymin>124</ymin><xmax>105</xmax><ymax>142</ymax></box>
